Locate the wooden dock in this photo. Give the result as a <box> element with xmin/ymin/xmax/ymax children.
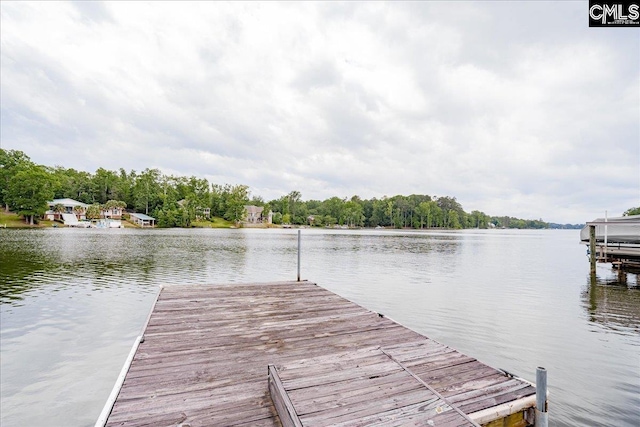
<box><xmin>99</xmin><ymin>281</ymin><xmax>537</xmax><ymax>427</ymax></box>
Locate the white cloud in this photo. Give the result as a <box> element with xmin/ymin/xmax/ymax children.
<box><xmin>1</xmin><ymin>1</ymin><xmax>638</xmax><ymax>223</ymax></box>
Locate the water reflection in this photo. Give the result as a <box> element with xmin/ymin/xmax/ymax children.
<box><xmin>1</xmin><ymin>229</ymin><xmax>268</xmax><ymax>307</ymax></box>
<box><xmin>1</xmin><ymin>252</ymin><xmax>57</xmax><ymax>303</ymax></box>
<box><xmin>1</xmin><ymin>230</ymin><xmax>160</xmax><ymax>305</ymax></box>
<box><xmin>583</xmin><ymin>269</ymin><xmax>640</xmax><ymax>335</ymax></box>
<box><xmin>308</xmin><ymin>229</ymin><xmax>461</xmax><ymax>256</ymax></box>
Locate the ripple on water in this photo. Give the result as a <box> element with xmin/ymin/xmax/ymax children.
<box><xmin>1</xmin><ymin>228</ymin><xmax>639</xmax><ymax>426</ymax></box>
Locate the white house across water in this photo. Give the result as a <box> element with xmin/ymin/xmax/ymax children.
<box><xmin>45</xmin><ymin>198</ymin><xmax>88</xmax><ymax>220</ymax></box>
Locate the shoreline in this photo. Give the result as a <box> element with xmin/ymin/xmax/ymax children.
<box><xmin>1</xmin><ymin>210</ymin><xmax>570</xmax><ymax>231</ymax></box>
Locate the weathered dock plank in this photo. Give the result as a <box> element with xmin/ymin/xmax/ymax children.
<box><xmin>102</xmin><ymin>281</ymin><xmax>536</xmax><ymax>427</ymax></box>
<box><xmin>270</xmin><ymin>347</ymin><xmax>479</xmax><ymax>426</ymax></box>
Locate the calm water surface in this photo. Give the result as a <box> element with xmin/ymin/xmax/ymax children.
<box><xmin>1</xmin><ymin>228</ymin><xmax>638</xmax><ymax>426</ymax></box>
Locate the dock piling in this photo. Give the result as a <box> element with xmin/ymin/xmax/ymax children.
<box><xmin>535</xmin><ymin>367</ymin><xmax>548</xmax><ymax>427</ymax></box>
<box><xmin>297</xmin><ymin>230</ymin><xmax>301</xmax><ymax>282</ymax></box>
<box><xmin>603</xmin><ymin>211</ymin><xmax>608</xmax><ymax>262</ymax></box>
<box><xmin>589</xmin><ymin>225</ymin><xmax>596</xmax><ymax>273</ymax></box>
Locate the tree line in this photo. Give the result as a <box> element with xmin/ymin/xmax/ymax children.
<box><xmin>1</xmin><ymin>149</ymin><xmax>550</xmax><ymax>229</ymax></box>
<box><xmin>266</xmin><ymin>191</ymin><xmax>549</xmax><ymax>229</ymax></box>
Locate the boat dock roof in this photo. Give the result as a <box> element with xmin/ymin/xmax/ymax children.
<box><xmin>99</xmin><ymin>281</ymin><xmax>536</xmax><ymax>426</ymax></box>
<box><xmin>581</xmin><ymin>215</ymin><xmax>640</xmax><ymax>245</ymax></box>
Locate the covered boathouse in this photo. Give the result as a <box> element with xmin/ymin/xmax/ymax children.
<box><xmin>129</xmin><ymin>213</ymin><xmax>156</xmax><ymax>228</ymax></box>
<box><xmin>581</xmin><ymin>215</ymin><xmax>640</xmax><ymax>268</ymax></box>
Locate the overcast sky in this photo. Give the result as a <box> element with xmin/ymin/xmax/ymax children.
<box><xmin>1</xmin><ymin>1</ymin><xmax>638</xmax><ymax>223</ymax></box>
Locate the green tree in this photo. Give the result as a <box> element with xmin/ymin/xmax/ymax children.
<box><xmin>272</xmin><ymin>212</ymin><xmax>283</xmax><ymax>224</ymax></box>
<box><xmin>320</xmin><ymin>197</ymin><xmax>345</xmax><ymax>225</ymax></box>
<box><xmin>323</xmin><ymin>215</ymin><xmax>337</xmax><ymax>227</ymax></box>
<box><xmin>105</xmin><ymin>199</ymin><xmax>127</xmax><ymax>210</ymax></box>
<box><xmin>187</xmin><ymin>176</ymin><xmax>211</xmax><ymax>214</ymax></box>
<box><xmin>6</xmin><ymin>165</ymin><xmax>54</xmax><ymax>225</ymax></box>
<box><xmin>623</xmin><ymin>207</ymin><xmax>640</xmax><ymax>216</ymax></box>
<box><xmin>210</xmin><ymin>184</ymin><xmax>225</xmax><ymax>217</ymax></box>
<box><xmin>293</xmin><ymin>203</ymin><xmax>309</xmax><ymax>225</ymax></box>
<box><xmin>343</xmin><ymin>200</ymin><xmax>364</xmax><ymax>227</ymax></box>
<box><xmin>369</xmin><ymin>198</ymin><xmax>389</xmax><ymax>227</ymax></box>
<box><xmin>429</xmin><ymin>202</ymin><xmax>443</xmax><ymax>227</ymax></box>
<box><xmin>73</xmin><ymin>205</ymin><xmax>85</xmax><ymax>218</ymax></box>
<box><xmin>224</xmin><ymin>184</ymin><xmax>249</xmax><ymax>224</ymax></box>
<box><xmin>416</xmin><ymin>202</ymin><xmax>430</xmax><ymax>229</ymax></box>
<box><xmin>179</xmin><ymin>197</ymin><xmax>197</xmax><ymax>227</ymax></box>
<box><xmin>104</xmin><ymin>200</ymin><xmax>127</xmax><ymax>219</ymax></box>
<box><xmin>437</xmin><ymin>196</ymin><xmax>464</xmax><ymax>228</ymax></box>
<box><xmin>0</xmin><ymin>149</ymin><xmax>34</xmax><ymax>212</ymax></box>
<box><xmin>52</xmin><ymin>203</ymin><xmax>65</xmax><ymax>218</ymax></box>
<box><xmin>274</xmin><ymin>194</ymin><xmax>290</xmax><ymax>217</ymax></box>
<box><xmin>92</xmin><ymin>168</ymin><xmax>121</xmax><ymax>204</ymax></box>
<box><xmin>50</xmin><ymin>167</ymin><xmax>93</xmax><ymax>203</ymax></box>
<box><xmin>134</xmin><ymin>168</ymin><xmax>161</xmax><ymax>215</ymax></box>
<box><xmin>448</xmin><ymin>210</ymin><xmax>462</xmax><ymax>229</ymax></box>
<box><xmin>117</xmin><ymin>168</ymin><xmax>136</xmax><ymax>208</ymax></box>
<box><xmin>86</xmin><ymin>204</ymin><xmax>102</xmax><ymax>220</ymax></box>
<box><xmin>288</xmin><ymin>190</ymin><xmax>302</xmax><ymax>220</ymax></box>
<box><xmin>360</xmin><ymin>198</ymin><xmax>374</xmax><ymax>227</ymax></box>
<box><xmin>469</xmin><ymin>210</ymin><xmax>489</xmax><ymax>228</ymax></box>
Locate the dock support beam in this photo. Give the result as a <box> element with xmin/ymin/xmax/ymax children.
<box><xmin>535</xmin><ymin>367</ymin><xmax>548</xmax><ymax>427</ymax></box>
<box><xmin>297</xmin><ymin>230</ymin><xmax>301</xmax><ymax>282</ymax></box>
<box><xmin>589</xmin><ymin>225</ymin><xmax>596</xmax><ymax>274</ymax></box>
<box><xmin>603</xmin><ymin>211</ymin><xmax>608</xmax><ymax>262</ymax></box>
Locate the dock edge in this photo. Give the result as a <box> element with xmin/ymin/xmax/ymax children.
<box><xmin>94</xmin><ymin>286</ymin><xmax>163</xmax><ymax>427</ymax></box>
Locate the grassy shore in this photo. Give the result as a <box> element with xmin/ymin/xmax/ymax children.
<box><xmin>0</xmin><ymin>211</ymin><xmax>58</xmax><ymax>228</ymax></box>
<box><xmin>0</xmin><ymin>211</ymin><xmax>262</xmax><ymax>229</ymax></box>
<box><xmin>192</xmin><ymin>217</ymin><xmax>235</xmax><ymax>228</ymax></box>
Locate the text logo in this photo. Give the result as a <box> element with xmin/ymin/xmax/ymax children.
<box><xmin>589</xmin><ymin>1</ymin><xmax>640</xmax><ymax>26</ymax></box>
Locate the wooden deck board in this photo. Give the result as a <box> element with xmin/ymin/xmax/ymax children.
<box><xmin>104</xmin><ymin>281</ymin><xmax>535</xmax><ymax>427</ymax></box>
<box><xmin>271</xmin><ymin>347</ymin><xmax>477</xmax><ymax>426</ymax></box>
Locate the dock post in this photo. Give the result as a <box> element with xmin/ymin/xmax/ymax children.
<box><xmin>535</xmin><ymin>367</ymin><xmax>548</xmax><ymax>427</ymax></box>
<box><xmin>297</xmin><ymin>230</ymin><xmax>301</xmax><ymax>282</ymax></box>
<box><xmin>603</xmin><ymin>211</ymin><xmax>608</xmax><ymax>262</ymax></box>
<box><xmin>589</xmin><ymin>225</ymin><xmax>596</xmax><ymax>274</ymax></box>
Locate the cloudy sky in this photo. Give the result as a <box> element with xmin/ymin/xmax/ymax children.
<box><xmin>1</xmin><ymin>1</ymin><xmax>638</xmax><ymax>223</ymax></box>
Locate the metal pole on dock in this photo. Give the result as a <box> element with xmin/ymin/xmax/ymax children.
<box><xmin>589</xmin><ymin>225</ymin><xmax>596</xmax><ymax>274</ymax></box>
<box><xmin>535</xmin><ymin>367</ymin><xmax>548</xmax><ymax>427</ymax></box>
<box><xmin>603</xmin><ymin>211</ymin><xmax>608</xmax><ymax>262</ymax></box>
<box><xmin>297</xmin><ymin>230</ymin><xmax>301</xmax><ymax>282</ymax></box>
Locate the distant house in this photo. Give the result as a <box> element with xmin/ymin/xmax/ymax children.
<box><xmin>101</xmin><ymin>206</ymin><xmax>124</xmax><ymax>219</ymax></box>
<box><xmin>130</xmin><ymin>213</ymin><xmax>156</xmax><ymax>228</ymax></box>
<box><xmin>244</xmin><ymin>205</ymin><xmax>273</xmax><ymax>224</ymax></box>
<box><xmin>46</xmin><ymin>198</ymin><xmax>88</xmax><ymax>220</ymax></box>
<box><xmin>244</xmin><ymin>205</ymin><xmax>263</xmax><ymax>224</ymax></box>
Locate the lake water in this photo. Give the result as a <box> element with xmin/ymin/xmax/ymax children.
<box><xmin>1</xmin><ymin>228</ymin><xmax>638</xmax><ymax>427</ymax></box>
